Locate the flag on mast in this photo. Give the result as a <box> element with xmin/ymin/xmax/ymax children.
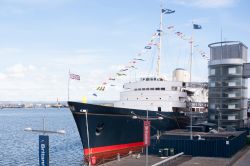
<box><xmin>69</xmin><ymin>73</ymin><xmax>80</xmax><ymax>80</ymax></box>
<box><xmin>193</xmin><ymin>24</ymin><xmax>202</xmax><ymax>29</ymax></box>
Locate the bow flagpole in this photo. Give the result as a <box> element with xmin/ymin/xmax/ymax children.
<box><xmin>68</xmin><ymin>69</ymin><xmax>70</xmax><ymax>101</ymax></box>
<box><xmin>68</xmin><ymin>70</ymin><xmax>81</xmax><ymax>101</ymax></box>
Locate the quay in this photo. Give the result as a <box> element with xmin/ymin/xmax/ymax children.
<box><xmin>100</xmin><ymin>146</ymin><xmax>250</xmax><ymax>166</ymax></box>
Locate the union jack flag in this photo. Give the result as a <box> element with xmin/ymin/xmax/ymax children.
<box><xmin>69</xmin><ymin>73</ymin><xmax>80</xmax><ymax>80</ymax></box>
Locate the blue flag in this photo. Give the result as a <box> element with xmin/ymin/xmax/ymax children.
<box><xmin>193</xmin><ymin>24</ymin><xmax>202</xmax><ymax>29</ymax></box>
<box><xmin>162</xmin><ymin>8</ymin><xmax>175</xmax><ymax>14</ymax></box>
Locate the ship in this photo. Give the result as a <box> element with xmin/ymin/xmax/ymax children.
<box><xmin>68</xmin><ymin>4</ymin><xmax>208</xmax><ymax>165</ymax></box>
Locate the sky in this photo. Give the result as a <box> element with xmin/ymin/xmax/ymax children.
<box><xmin>0</xmin><ymin>0</ymin><xmax>249</xmax><ymax>102</ymax></box>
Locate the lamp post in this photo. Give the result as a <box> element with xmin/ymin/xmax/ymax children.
<box><xmin>131</xmin><ymin>111</ymin><xmax>163</xmax><ymax>166</ymax></box>
<box><xmin>24</xmin><ymin>116</ymin><xmax>65</xmax><ymax>166</ymax></box>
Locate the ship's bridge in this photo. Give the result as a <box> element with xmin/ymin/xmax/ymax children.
<box><xmin>140</xmin><ymin>77</ymin><xmax>165</xmax><ymax>82</ymax></box>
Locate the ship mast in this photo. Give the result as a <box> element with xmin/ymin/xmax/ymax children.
<box><xmin>157</xmin><ymin>2</ymin><xmax>164</xmax><ymax>77</ymax></box>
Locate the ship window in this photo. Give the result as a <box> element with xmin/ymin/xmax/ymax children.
<box><xmin>161</xmin><ymin>88</ymin><xmax>165</xmax><ymax>91</ymax></box>
<box><xmin>154</xmin><ymin>78</ymin><xmax>156</xmax><ymax>81</ymax></box>
<box><xmin>171</xmin><ymin>87</ymin><xmax>177</xmax><ymax>91</ymax></box>
<box><xmin>150</xmin><ymin>88</ymin><xmax>154</xmax><ymax>90</ymax></box>
<box><xmin>138</xmin><ymin>88</ymin><xmax>141</xmax><ymax>91</ymax></box>
<box><xmin>95</xmin><ymin>122</ymin><xmax>104</xmax><ymax>136</ymax></box>
<box><xmin>150</xmin><ymin>78</ymin><xmax>153</xmax><ymax>81</ymax></box>
<box><xmin>142</xmin><ymin>88</ymin><xmax>145</xmax><ymax>91</ymax></box>
<box><xmin>158</xmin><ymin>107</ymin><xmax>161</xmax><ymax>112</ymax></box>
<box><xmin>155</xmin><ymin>88</ymin><xmax>160</xmax><ymax>90</ymax></box>
<box><xmin>146</xmin><ymin>97</ymin><xmax>148</xmax><ymax>100</ymax></box>
<box><xmin>134</xmin><ymin>89</ymin><xmax>137</xmax><ymax>91</ymax></box>
<box><xmin>159</xmin><ymin>98</ymin><xmax>162</xmax><ymax>100</ymax></box>
<box><xmin>137</xmin><ymin>98</ymin><xmax>138</xmax><ymax>100</ymax></box>
<box><xmin>146</xmin><ymin>78</ymin><xmax>149</xmax><ymax>81</ymax></box>
<box><xmin>146</xmin><ymin>88</ymin><xmax>149</xmax><ymax>90</ymax></box>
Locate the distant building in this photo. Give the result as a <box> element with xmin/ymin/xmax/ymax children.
<box><xmin>208</xmin><ymin>41</ymin><xmax>248</xmax><ymax>128</ymax></box>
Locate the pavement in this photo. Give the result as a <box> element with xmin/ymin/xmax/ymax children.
<box><xmin>233</xmin><ymin>146</ymin><xmax>250</xmax><ymax>166</ymax></box>
<box><xmin>100</xmin><ymin>146</ymin><xmax>250</xmax><ymax>166</ymax></box>
<box><xmin>179</xmin><ymin>146</ymin><xmax>250</xmax><ymax>166</ymax></box>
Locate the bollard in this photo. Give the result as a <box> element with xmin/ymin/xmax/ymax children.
<box><xmin>117</xmin><ymin>153</ymin><xmax>120</xmax><ymax>161</ymax></box>
<box><xmin>170</xmin><ymin>148</ymin><xmax>174</xmax><ymax>156</ymax></box>
<box><xmin>158</xmin><ymin>149</ymin><xmax>163</xmax><ymax>157</ymax></box>
<box><xmin>90</xmin><ymin>156</ymin><xmax>97</xmax><ymax>165</ymax></box>
<box><xmin>163</xmin><ymin>148</ymin><xmax>169</xmax><ymax>157</ymax></box>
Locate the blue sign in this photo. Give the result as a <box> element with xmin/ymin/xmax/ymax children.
<box><xmin>39</xmin><ymin>135</ymin><xmax>49</xmax><ymax>166</ymax></box>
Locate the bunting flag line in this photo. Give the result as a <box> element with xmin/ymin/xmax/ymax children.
<box><xmin>134</xmin><ymin>58</ymin><xmax>145</xmax><ymax>61</ymax></box>
<box><xmin>102</xmin><ymin>82</ymin><xmax>107</xmax><ymax>85</ymax></box>
<box><xmin>92</xmin><ymin>29</ymin><xmax>160</xmax><ymax>96</ymax></box>
<box><xmin>145</xmin><ymin>46</ymin><xmax>152</xmax><ymax>49</ymax></box>
<box><xmin>96</xmin><ymin>86</ymin><xmax>105</xmax><ymax>91</ymax></box>
<box><xmin>116</xmin><ymin>73</ymin><xmax>127</xmax><ymax>76</ymax></box>
<box><xmin>91</xmin><ymin>22</ymin><xmax>210</xmax><ymax>98</ymax></box>
<box><xmin>69</xmin><ymin>73</ymin><xmax>80</xmax><ymax>80</ymax></box>
<box><xmin>164</xmin><ymin>24</ymin><xmax>208</xmax><ymax>61</ymax></box>
<box><xmin>167</xmin><ymin>25</ymin><xmax>174</xmax><ymax>29</ymax></box>
<box><xmin>120</xmin><ymin>69</ymin><xmax>128</xmax><ymax>72</ymax></box>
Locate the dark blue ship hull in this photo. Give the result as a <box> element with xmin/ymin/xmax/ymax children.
<box><xmin>68</xmin><ymin>101</ymin><xmax>188</xmax><ymax>164</ymax></box>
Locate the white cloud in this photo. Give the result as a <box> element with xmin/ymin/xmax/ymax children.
<box><xmin>0</xmin><ymin>73</ymin><xmax>6</xmax><ymax>80</ymax></box>
<box><xmin>170</xmin><ymin>0</ymin><xmax>237</xmax><ymax>8</ymax></box>
<box><xmin>6</xmin><ymin>64</ymin><xmax>29</xmax><ymax>78</ymax></box>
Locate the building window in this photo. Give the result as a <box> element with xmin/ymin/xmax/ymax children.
<box><xmin>228</xmin><ymin>115</ymin><xmax>236</xmax><ymax>120</ymax></box>
<box><xmin>210</xmin><ymin>115</ymin><xmax>215</xmax><ymax>120</ymax></box>
<box><xmin>171</xmin><ymin>87</ymin><xmax>177</xmax><ymax>91</ymax></box>
<box><xmin>210</xmin><ymin>103</ymin><xmax>215</xmax><ymax>109</ymax></box>
<box><xmin>228</xmin><ymin>93</ymin><xmax>236</xmax><ymax>97</ymax></box>
<box><xmin>228</xmin><ymin>104</ymin><xmax>235</xmax><ymax>109</ymax></box>
<box><xmin>228</xmin><ymin>82</ymin><xmax>236</xmax><ymax>86</ymax></box>
<box><xmin>210</xmin><ymin>82</ymin><xmax>215</xmax><ymax>87</ymax></box>
<box><xmin>228</xmin><ymin>67</ymin><xmax>236</xmax><ymax>74</ymax></box>
<box><xmin>210</xmin><ymin>69</ymin><xmax>215</xmax><ymax>75</ymax></box>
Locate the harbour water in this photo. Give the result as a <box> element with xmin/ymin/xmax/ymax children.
<box><xmin>0</xmin><ymin>108</ymin><xmax>83</xmax><ymax>165</ymax></box>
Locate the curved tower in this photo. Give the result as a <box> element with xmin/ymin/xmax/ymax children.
<box><xmin>208</xmin><ymin>41</ymin><xmax>248</xmax><ymax>129</ymax></box>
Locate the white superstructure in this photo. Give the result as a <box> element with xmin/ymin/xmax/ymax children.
<box><xmin>114</xmin><ymin>76</ymin><xmax>187</xmax><ymax>112</ymax></box>
<box><xmin>114</xmin><ymin>68</ymin><xmax>208</xmax><ymax>112</ymax></box>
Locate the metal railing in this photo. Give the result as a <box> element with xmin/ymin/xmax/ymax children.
<box><xmin>151</xmin><ymin>152</ymin><xmax>184</xmax><ymax>166</ymax></box>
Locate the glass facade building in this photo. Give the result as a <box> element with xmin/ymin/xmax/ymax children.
<box><xmin>208</xmin><ymin>41</ymin><xmax>248</xmax><ymax>128</ymax></box>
